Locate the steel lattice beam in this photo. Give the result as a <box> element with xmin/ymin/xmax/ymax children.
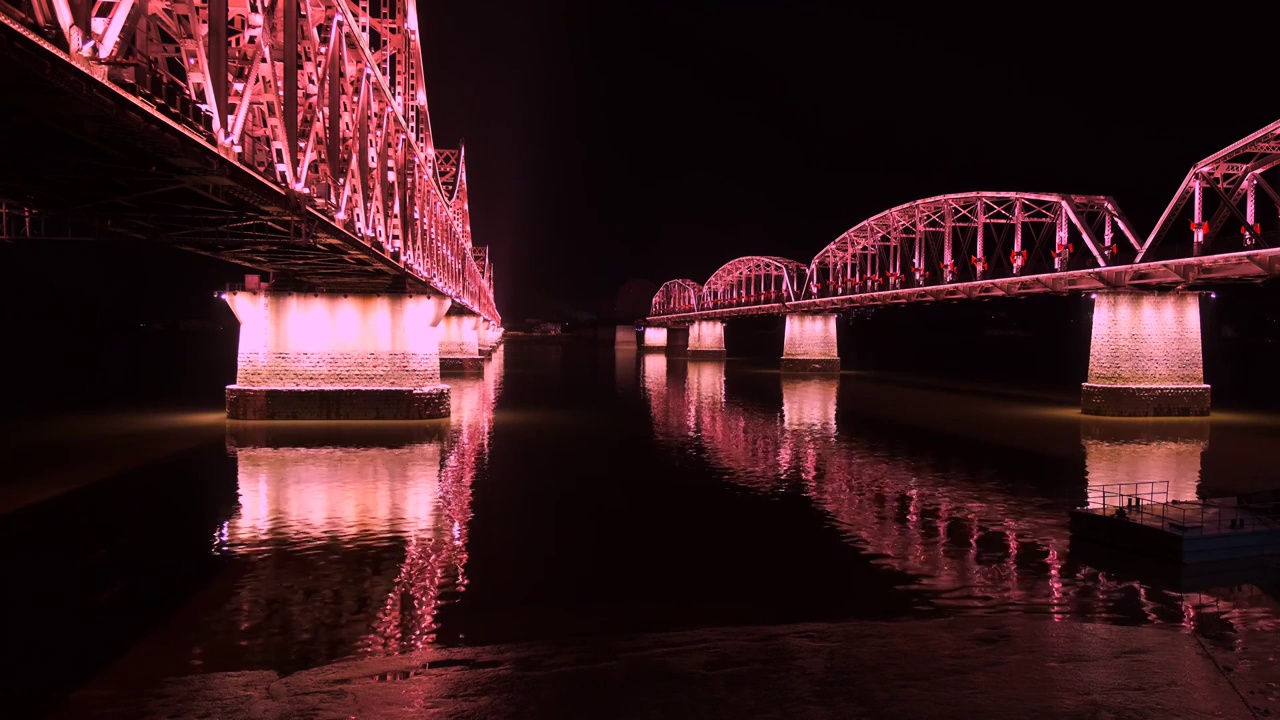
<box><xmin>0</xmin><ymin>0</ymin><xmax>500</xmax><ymax>324</ymax></box>
<box><xmin>701</xmin><ymin>256</ymin><xmax>807</xmax><ymax>308</ymax></box>
<box><xmin>650</xmin><ymin>278</ymin><xmax>702</xmax><ymax>316</ymax></box>
<box><xmin>1138</xmin><ymin>118</ymin><xmax>1280</xmax><ymax>262</ymax></box>
<box><xmin>805</xmin><ymin>192</ymin><xmax>1138</xmax><ymax>300</ymax></box>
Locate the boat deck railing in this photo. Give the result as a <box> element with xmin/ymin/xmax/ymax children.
<box><xmin>1083</xmin><ymin>481</ymin><xmax>1280</xmax><ymax>536</ymax></box>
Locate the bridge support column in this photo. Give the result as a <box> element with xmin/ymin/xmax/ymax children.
<box><xmin>781</xmin><ymin>313</ymin><xmax>840</xmax><ymax>372</ymax></box>
<box><xmin>642</xmin><ymin>326</ymin><xmax>668</xmax><ymax>353</ymax></box>
<box><xmin>440</xmin><ymin>315</ymin><xmax>484</xmax><ymax>374</ymax></box>
<box><xmin>615</xmin><ymin>325</ymin><xmax>639</xmax><ymax>347</ymax></box>
<box><xmin>1081</xmin><ymin>291</ymin><xmax>1210</xmax><ymax>417</ymax></box>
<box><xmin>666</xmin><ymin>326</ymin><xmax>689</xmax><ymax>357</ymax></box>
<box><xmin>223</xmin><ymin>290</ymin><xmax>451</xmax><ymax>420</ymax></box>
<box><xmin>688</xmin><ymin>320</ymin><xmax>726</xmax><ymax>359</ymax></box>
<box><xmin>478</xmin><ymin>320</ymin><xmax>502</xmax><ymax>357</ymax></box>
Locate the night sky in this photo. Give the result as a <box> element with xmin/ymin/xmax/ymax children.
<box><xmin>1</xmin><ymin>4</ymin><xmax>1277</xmax><ymax>324</ymax></box>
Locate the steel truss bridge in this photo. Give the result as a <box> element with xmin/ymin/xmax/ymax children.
<box><xmin>0</xmin><ymin>0</ymin><xmax>499</xmax><ymax>325</ymax></box>
<box><xmin>648</xmin><ymin>119</ymin><xmax>1280</xmax><ymax>325</ymax></box>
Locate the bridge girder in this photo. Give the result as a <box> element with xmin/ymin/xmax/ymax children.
<box><xmin>0</xmin><ymin>0</ymin><xmax>500</xmax><ymax>324</ymax></box>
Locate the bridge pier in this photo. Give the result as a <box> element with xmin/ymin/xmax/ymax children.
<box><xmin>781</xmin><ymin>313</ymin><xmax>840</xmax><ymax>373</ymax></box>
<box><xmin>440</xmin><ymin>315</ymin><xmax>484</xmax><ymax>374</ymax></box>
<box><xmin>614</xmin><ymin>326</ymin><xmax>640</xmax><ymax>345</ymax></box>
<box><xmin>688</xmin><ymin>320</ymin><xmax>727</xmax><ymax>359</ymax></box>
<box><xmin>223</xmin><ymin>290</ymin><xmax>451</xmax><ymax>420</ymax></box>
<box><xmin>666</xmin><ymin>326</ymin><xmax>690</xmax><ymax>357</ymax></box>
<box><xmin>642</xmin><ymin>326</ymin><xmax>668</xmax><ymax>353</ymax></box>
<box><xmin>615</xmin><ymin>325</ymin><xmax>639</xmax><ymax>347</ymax></box>
<box><xmin>478</xmin><ymin>320</ymin><xmax>503</xmax><ymax>357</ymax></box>
<box><xmin>1082</xmin><ymin>291</ymin><xmax>1210</xmax><ymax>417</ymax></box>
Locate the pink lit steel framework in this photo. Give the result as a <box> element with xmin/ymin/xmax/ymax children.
<box><xmin>701</xmin><ymin>256</ymin><xmax>806</xmax><ymax>310</ymax></box>
<box><xmin>650</xmin><ymin>278</ymin><xmax>702</xmax><ymax>316</ymax></box>
<box><xmin>0</xmin><ymin>0</ymin><xmax>499</xmax><ymax>324</ymax></box>
<box><xmin>1139</xmin><ymin>118</ymin><xmax>1280</xmax><ymax>261</ymax></box>
<box><xmin>806</xmin><ymin>193</ymin><xmax>1140</xmax><ymax>296</ymax></box>
<box><xmin>648</xmin><ymin>119</ymin><xmax>1280</xmax><ymax>325</ymax></box>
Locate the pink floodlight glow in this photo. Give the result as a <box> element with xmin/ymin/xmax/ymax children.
<box><xmin>1082</xmin><ymin>291</ymin><xmax>1210</xmax><ymax>416</ymax></box>
<box><xmin>781</xmin><ymin>375</ymin><xmax>839</xmax><ymax>435</ymax></box>
<box><xmin>224</xmin><ymin>290</ymin><xmax>450</xmax><ymax>389</ymax></box>
<box><xmin>1086</xmin><ymin>292</ymin><xmax>1203</xmax><ymax>386</ymax></box>
<box><xmin>688</xmin><ymin>320</ymin><xmax>725</xmax><ymax>352</ymax></box>
<box><xmin>230</xmin><ymin>443</ymin><xmax>444</xmax><ymax>546</ymax></box>
<box><xmin>440</xmin><ymin>315</ymin><xmax>481</xmax><ymax>357</ymax></box>
<box><xmin>1083</xmin><ymin>424</ymin><xmax>1206</xmax><ymax>506</ymax></box>
<box><xmin>782</xmin><ymin>313</ymin><xmax>838</xmax><ymax>360</ymax></box>
<box><xmin>643</xmin><ymin>326</ymin><xmax>668</xmax><ymax>348</ymax></box>
<box><xmin>643</xmin><ymin>362</ymin><xmax>1094</xmax><ymax>621</ymax></box>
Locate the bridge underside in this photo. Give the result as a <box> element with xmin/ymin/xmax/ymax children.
<box><xmin>0</xmin><ymin>18</ymin><xmax>432</xmax><ymax>294</ymax></box>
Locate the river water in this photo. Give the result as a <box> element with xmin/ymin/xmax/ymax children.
<box><xmin>7</xmin><ymin>338</ymin><xmax>1280</xmax><ymax>717</ymax></box>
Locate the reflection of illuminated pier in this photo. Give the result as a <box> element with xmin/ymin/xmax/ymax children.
<box><xmin>218</xmin><ymin>426</ymin><xmax>450</xmax><ymax>662</ymax></box>
<box><xmin>642</xmin><ymin>363</ymin><xmax>1279</xmax><ymax>629</ymax></box>
<box><xmin>781</xmin><ymin>376</ymin><xmax>838</xmax><ymax>435</ymax></box>
<box><xmin>1081</xmin><ymin>418</ymin><xmax>1208</xmax><ymax>505</ymax></box>
<box><xmin>647</xmin><ymin>365</ymin><xmax>1068</xmax><ymax>611</ymax></box>
<box><xmin>686</xmin><ymin>360</ymin><xmax>726</xmax><ymax>436</ymax></box>
<box><xmin>614</xmin><ymin>346</ymin><xmax>638</xmax><ymax>392</ymax></box>
<box><xmin>228</xmin><ymin>438</ymin><xmax>446</xmax><ymax>542</ymax></box>
<box><xmin>214</xmin><ymin>347</ymin><xmax>503</xmax><ymax>660</ymax></box>
<box><xmin>1075</xmin><ymin>413</ymin><xmax>1280</xmax><ymax>571</ymax></box>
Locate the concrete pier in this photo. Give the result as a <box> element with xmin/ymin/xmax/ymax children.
<box><xmin>666</xmin><ymin>326</ymin><xmax>690</xmax><ymax>357</ymax></box>
<box><xmin>615</xmin><ymin>325</ymin><xmax>639</xmax><ymax>346</ymax></box>
<box><xmin>478</xmin><ymin>320</ymin><xmax>504</xmax><ymax>357</ymax></box>
<box><xmin>1081</xmin><ymin>291</ymin><xmax>1210</xmax><ymax>417</ymax></box>
<box><xmin>642</xmin><ymin>326</ymin><xmax>668</xmax><ymax>353</ymax></box>
<box><xmin>222</xmin><ymin>290</ymin><xmax>451</xmax><ymax>420</ymax></box>
<box><xmin>688</xmin><ymin>320</ymin><xmax>727</xmax><ymax>359</ymax></box>
<box><xmin>781</xmin><ymin>313</ymin><xmax>840</xmax><ymax>373</ymax></box>
<box><xmin>439</xmin><ymin>314</ymin><xmax>484</xmax><ymax>374</ymax></box>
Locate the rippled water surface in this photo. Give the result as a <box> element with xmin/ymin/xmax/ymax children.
<box><xmin>7</xmin><ymin>339</ymin><xmax>1280</xmax><ymax>714</ymax></box>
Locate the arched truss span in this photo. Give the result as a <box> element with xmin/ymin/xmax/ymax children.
<box><xmin>805</xmin><ymin>192</ymin><xmax>1141</xmax><ymax>298</ymax></box>
<box><xmin>1138</xmin><ymin>118</ymin><xmax>1280</xmax><ymax>261</ymax></box>
<box><xmin>701</xmin><ymin>256</ymin><xmax>807</xmax><ymax>310</ymax></box>
<box><xmin>651</xmin><ymin>279</ymin><xmax>703</xmax><ymax>316</ymax></box>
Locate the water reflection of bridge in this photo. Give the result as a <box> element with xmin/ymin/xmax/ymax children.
<box><xmin>640</xmin><ymin>352</ymin><xmax>1274</xmax><ymax>628</ymax></box>
<box><xmin>216</xmin><ymin>347</ymin><xmax>503</xmax><ymax>661</ymax></box>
